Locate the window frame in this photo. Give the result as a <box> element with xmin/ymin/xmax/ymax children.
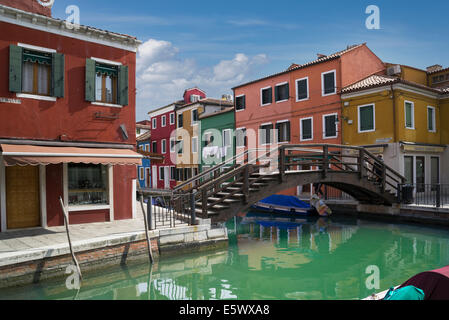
<box><xmin>161</xmin><ymin>115</ymin><xmax>167</xmax><ymax>127</ymax></box>
<box><xmin>191</xmin><ymin>109</ymin><xmax>199</xmax><ymax>125</ymax></box>
<box><xmin>235</xmin><ymin>127</ymin><xmax>247</xmax><ymax>148</ymax></box>
<box><xmin>222</xmin><ymin>129</ymin><xmax>232</xmax><ymax>148</ymax></box>
<box><xmin>300</xmin><ymin>117</ymin><xmax>314</xmax><ymax>141</ymax></box>
<box><xmin>275</xmin><ymin>82</ymin><xmax>290</xmax><ymax>103</ymax></box>
<box><xmin>170</xmin><ymin>137</ymin><xmax>176</xmax><ymax>153</ymax></box>
<box><xmin>357</xmin><ymin>103</ymin><xmax>376</xmax><ymax>133</ymax></box>
<box><xmin>152</xmin><ymin>118</ymin><xmax>157</xmax><ymax>130</ymax></box>
<box><xmin>321</xmin><ymin>70</ymin><xmax>337</xmax><ymax>96</ymax></box>
<box><xmin>276</xmin><ymin>120</ymin><xmax>291</xmax><ymax>143</ymax></box>
<box><xmin>192</xmin><ymin>136</ymin><xmax>198</xmax><ymax>154</ymax></box>
<box><xmin>235</xmin><ymin>94</ymin><xmax>246</xmax><ymax>112</ymax></box>
<box><xmin>322</xmin><ymin>113</ymin><xmax>338</xmax><ymax>139</ymax></box>
<box><xmin>169</xmin><ymin>112</ymin><xmax>175</xmax><ymax>125</ymax></box>
<box><xmin>139</xmin><ymin>167</ymin><xmax>144</xmax><ymax>181</ymax></box>
<box><xmin>404</xmin><ymin>100</ymin><xmax>415</xmax><ymax>130</ymax></box>
<box><xmin>260</xmin><ymin>86</ymin><xmax>273</xmax><ymax>107</ymax></box>
<box><xmin>260</xmin><ymin>122</ymin><xmax>274</xmax><ymax>146</ymax></box>
<box><xmin>161</xmin><ymin>139</ymin><xmax>167</xmax><ymax>154</ymax></box>
<box><xmin>152</xmin><ymin>141</ymin><xmax>157</xmax><ymax>153</ymax></box>
<box><xmin>295</xmin><ymin>77</ymin><xmax>309</xmax><ymax>102</ymax></box>
<box><xmin>427</xmin><ymin>106</ymin><xmax>436</xmax><ymax>133</ymax></box>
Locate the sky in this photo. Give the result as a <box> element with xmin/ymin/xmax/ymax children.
<box><xmin>50</xmin><ymin>0</ymin><xmax>449</xmax><ymax>121</ymax></box>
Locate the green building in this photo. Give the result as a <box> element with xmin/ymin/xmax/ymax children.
<box><xmin>199</xmin><ymin>106</ymin><xmax>235</xmax><ymax>174</ymax></box>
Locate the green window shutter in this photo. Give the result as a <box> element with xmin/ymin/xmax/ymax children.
<box><xmin>286</xmin><ymin>121</ymin><xmax>291</xmax><ymax>141</ymax></box>
<box><xmin>360</xmin><ymin>105</ymin><xmax>374</xmax><ymax>131</ymax></box>
<box><xmin>118</xmin><ymin>65</ymin><xmax>129</xmax><ymax>106</ymax></box>
<box><xmin>428</xmin><ymin>108</ymin><xmax>434</xmax><ymax>131</ymax></box>
<box><xmin>85</xmin><ymin>58</ymin><xmax>96</xmax><ymax>102</ymax></box>
<box><xmin>405</xmin><ymin>102</ymin><xmax>413</xmax><ymax>128</ymax></box>
<box><xmin>9</xmin><ymin>45</ymin><xmax>23</xmax><ymax>93</ymax></box>
<box><xmin>52</xmin><ymin>53</ymin><xmax>65</xmax><ymax>98</ymax></box>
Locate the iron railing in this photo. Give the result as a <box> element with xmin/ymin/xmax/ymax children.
<box><xmin>399</xmin><ymin>184</ymin><xmax>449</xmax><ymax>208</ymax></box>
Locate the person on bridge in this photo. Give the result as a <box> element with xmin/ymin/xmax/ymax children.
<box><xmin>373</xmin><ymin>155</ymin><xmax>384</xmax><ymax>183</ymax></box>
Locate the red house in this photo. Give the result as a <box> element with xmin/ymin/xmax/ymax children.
<box><xmin>148</xmin><ymin>103</ymin><xmax>180</xmax><ymax>189</ymax></box>
<box><xmin>0</xmin><ymin>0</ymin><xmax>142</xmax><ymax>232</ymax></box>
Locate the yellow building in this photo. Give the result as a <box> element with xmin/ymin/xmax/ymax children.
<box><xmin>341</xmin><ymin>64</ymin><xmax>449</xmax><ymax>186</ymax></box>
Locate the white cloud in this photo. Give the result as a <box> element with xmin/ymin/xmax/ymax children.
<box><xmin>136</xmin><ymin>39</ymin><xmax>269</xmax><ymax>120</ymax></box>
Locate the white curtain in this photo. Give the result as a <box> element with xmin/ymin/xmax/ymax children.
<box><xmin>22</xmin><ymin>61</ymin><xmax>34</xmax><ymax>93</ymax></box>
<box><xmin>95</xmin><ymin>73</ymin><xmax>103</xmax><ymax>101</ymax></box>
<box><xmin>105</xmin><ymin>75</ymin><xmax>113</xmax><ymax>103</ymax></box>
<box><xmin>37</xmin><ymin>64</ymin><xmax>49</xmax><ymax>95</ymax></box>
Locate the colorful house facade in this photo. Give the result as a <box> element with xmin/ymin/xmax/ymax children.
<box><xmin>0</xmin><ymin>1</ymin><xmax>142</xmax><ymax>232</ymax></box>
<box><xmin>148</xmin><ymin>103</ymin><xmax>179</xmax><ymax>189</ymax></box>
<box><xmin>232</xmin><ymin>43</ymin><xmax>385</xmax><ymax>195</ymax></box>
<box><xmin>341</xmin><ymin>64</ymin><xmax>449</xmax><ymax>187</ymax></box>
<box><xmin>199</xmin><ymin>106</ymin><xmax>235</xmax><ymax>174</ymax></box>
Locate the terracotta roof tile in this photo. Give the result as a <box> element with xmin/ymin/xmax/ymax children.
<box><xmin>342</xmin><ymin>74</ymin><xmax>399</xmax><ymax>93</ymax></box>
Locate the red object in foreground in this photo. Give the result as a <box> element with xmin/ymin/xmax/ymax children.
<box><xmin>399</xmin><ymin>265</ymin><xmax>449</xmax><ymax>300</ymax></box>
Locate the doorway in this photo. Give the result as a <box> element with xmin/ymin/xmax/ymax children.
<box><xmin>6</xmin><ymin>166</ymin><xmax>41</xmax><ymax>229</ymax></box>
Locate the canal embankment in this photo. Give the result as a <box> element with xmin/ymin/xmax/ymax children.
<box><xmin>327</xmin><ymin>200</ymin><xmax>449</xmax><ymax>227</ymax></box>
<box><xmin>0</xmin><ymin>208</ymin><xmax>228</xmax><ymax>289</ymax></box>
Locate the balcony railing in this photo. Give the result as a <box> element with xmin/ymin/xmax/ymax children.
<box><xmin>399</xmin><ymin>184</ymin><xmax>449</xmax><ymax>208</ymax></box>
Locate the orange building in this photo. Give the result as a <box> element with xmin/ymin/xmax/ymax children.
<box><xmin>232</xmin><ymin>43</ymin><xmax>384</xmax><ymax>195</ymax></box>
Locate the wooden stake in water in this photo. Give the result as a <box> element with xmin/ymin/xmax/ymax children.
<box><xmin>59</xmin><ymin>197</ymin><xmax>83</xmax><ymax>281</ymax></box>
<box><xmin>140</xmin><ymin>195</ymin><xmax>154</xmax><ymax>264</ymax></box>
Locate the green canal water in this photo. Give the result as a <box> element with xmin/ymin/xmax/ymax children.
<box><xmin>1</xmin><ymin>213</ymin><xmax>449</xmax><ymax>300</ymax></box>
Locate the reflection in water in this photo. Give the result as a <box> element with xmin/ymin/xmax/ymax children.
<box><xmin>1</xmin><ymin>214</ymin><xmax>449</xmax><ymax>300</ymax></box>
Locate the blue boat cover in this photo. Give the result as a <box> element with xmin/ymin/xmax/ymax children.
<box><xmin>257</xmin><ymin>195</ymin><xmax>310</xmax><ymax>209</ymax></box>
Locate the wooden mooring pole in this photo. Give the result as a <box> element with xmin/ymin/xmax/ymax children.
<box><xmin>59</xmin><ymin>197</ymin><xmax>83</xmax><ymax>281</ymax></box>
<box><xmin>140</xmin><ymin>195</ymin><xmax>154</xmax><ymax>264</ymax></box>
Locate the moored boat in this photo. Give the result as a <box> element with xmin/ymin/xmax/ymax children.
<box><xmin>251</xmin><ymin>194</ymin><xmax>317</xmax><ymax>216</ymax></box>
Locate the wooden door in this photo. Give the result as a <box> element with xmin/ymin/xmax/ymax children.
<box><xmin>6</xmin><ymin>166</ymin><xmax>41</xmax><ymax>229</ymax></box>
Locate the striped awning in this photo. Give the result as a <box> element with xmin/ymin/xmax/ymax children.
<box><xmin>0</xmin><ymin>144</ymin><xmax>142</xmax><ymax>166</ymax></box>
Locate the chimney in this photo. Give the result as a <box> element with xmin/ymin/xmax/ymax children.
<box><xmin>0</xmin><ymin>0</ymin><xmax>52</xmax><ymax>17</ymax></box>
<box><xmin>427</xmin><ymin>65</ymin><xmax>443</xmax><ymax>73</ymax></box>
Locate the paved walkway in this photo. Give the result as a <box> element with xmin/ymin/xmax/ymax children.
<box><xmin>0</xmin><ymin>202</ymin><xmax>188</xmax><ymax>266</ymax></box>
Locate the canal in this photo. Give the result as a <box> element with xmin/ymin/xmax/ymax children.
<box><xmin>1</xmin><ymin>212</ymin><xmax>449</xmax><ymax>300</ymax></box>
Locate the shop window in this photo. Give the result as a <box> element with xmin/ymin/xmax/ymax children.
<box><xmin>68</xmin><ymin>164</ymin><xmax>109</xmax><ymax>206</ymax></box>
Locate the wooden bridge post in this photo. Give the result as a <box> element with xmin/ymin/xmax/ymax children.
<box><xmin>243</xmin><ymin>165</ymin><xmax>249</xmax><ymax>204</ymax></box>
<box><xmin>358</xmin><ymin>148</ymin><xmax>366</xmax><ymax>179</ymax></box>
<box><xmin>201</xmin><ymin>189</ymin><xmax>207</xmax><ymax>217</ymax></box>
<box><xmin>279</xmin><ymin>146</ymin><xmax>285</xmax><ymax>182</ymax></box>
<box><xmin>381</xmin><ymin>164</ymin><xmax>386</xmax><ymax>193</ymax></box>
<box><xmin>322</xmin><ymin>145</ymin><xmax>329</xmax><ymax>179</ymax></box>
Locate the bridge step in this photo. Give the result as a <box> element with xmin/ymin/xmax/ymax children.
<box><xmin>196</xmin><ymin>202</ymin><xmax>231</xmax><ymax>210</ymax></box>
<box><xmin>207</xmin><ymin>197</ymin><xmax>241</xmax><ymax>203</ymax></box>
<box><xmin>194</xmin><ymin>208</ymin><xmax>219</xmax><ymax>216</ymax></box>
<box><xmin>216</xmin><ymin>192</ymin><xmax>245</xmax><ymax>198</ymax></box>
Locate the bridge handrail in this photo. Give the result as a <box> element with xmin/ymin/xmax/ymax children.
<box><xmin>173</xmin><ymin>147</ymin><xmax>280</xmax><ymax>193</ymax></box>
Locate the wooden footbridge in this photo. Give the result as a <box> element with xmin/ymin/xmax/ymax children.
<box><xmin>156</xmin><ymin>144</ymin><xmax>406</xmax><ymax>224</ymax></box>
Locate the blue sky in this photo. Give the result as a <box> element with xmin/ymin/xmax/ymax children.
<box><xmin>50</xmin><ymin>0</ymin><xmax>449</xmax><ymax>121</ymax></box>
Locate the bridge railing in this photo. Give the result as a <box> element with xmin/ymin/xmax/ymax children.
<box><xmin>279</xmin><ymin>144</ymin><xmax>406</xmax><ymax>196</ymax></box>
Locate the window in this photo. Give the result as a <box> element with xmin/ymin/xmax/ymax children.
<box><xmin>260</xmin><ymin>124</ymin><xmax>274</xmax><ymax>145</ymax></box>
<box><xmin>159</xmin><ymin>166</ymin><xmax>165</xmax><ymax>181</ymax></box>
<box><xmin>204</xmin><ymin>132</ymin><xmax>214</xmax><ymax>147</ymax></box>
<box><xmin>323</xmin><ymin>114</ymin><xmax>338</xmax><ymax>138</ymax></box>
<box><xmin>94</xmin><ymin>62</ymin><xmax>119</xmax><ymax>104</ymax></box>
<box><xmin>223</xmin><ymin>129</ymin><xmax>232</xmax><ymax>148</ymax></box>
<box><xmin>431</xmin><ymin>157</ymin><xmax>440</xmax><ymax>185</ymax></box>
<box><xmin>276</xmin><ymin>121</ymin><xmax>291</xmax><ymax>143</ymax></box>
<box><xmin>152</xmin><ymin>118</ymin><xmax>157</xmax><ymax>130</ymax></box>
<box><xmin>300</xmin><ymin>117</ymin><xmax>313</xmax><ymax>141</ymax></box>
<box><xmin>358</xmin><ymin>104</ymin><xmax>375</xmax><ymax>132</ymax></box>
<box><xmin>322</xmin><ymin>70</ymin><xmax>336</xmax><ymax>96</ymax></box>
<box><xmin>190</xmin><ymin>95</ymin><xmax>201</xmax><ymax>103</ymax></box>
<box><xmin>161</xmin><ymin>115</ymin><xmax>167</xmax><ymax>127</ymax></box>
<box><xmin>261</xmin><ymin>87</ymin><xmax>272</xmax><ymax>106</ymax></box>
<box><xmin>416</xmin><ymin>156</ymin><xmax>425</xmax><ymax>192</ymax></box>
<box><xmin>68</xmin><ymin>164</ymin><xmax>109</xmax><ymax>206</ymax></box>
<box><xmin>170</xmin><ymin>167</ymin><xmax>176</xmax><ymax>181</ymax></box>
<box><xmin>161</xmin><ymin>139</ymin><xmax>167</xmax><ymax>154</ymax></box>
<box><xmin>177</xmin><ymin>140</ymin><xmax>183</xmax><ymax>154</ymax></box>
<box><xmin>178</xmin><ymin>113</ymin><xmax>184</xmax><ymax>128</ymax></box>
<box><xmin>170</xmin><ymin>137</ymin><xmax>176</xmax><ymax>153</ymax></box>
<box><xmin>9</xmin><ymin>45</ymin><xmax>64</xmax><ymax>98</ymax></box>
<box><xmin>404</xmin><ymin>156</ymin><xmax>414</xmax><ymax>184</ymax></box>
<box><xmin>152</xmin><ymin>141</ymin><xmax>157</xmax><ymax>153</ymax></box>
<box><xmin>170</xmin><ymin>112</ymin><xmax>175</xmax><ymax>125</ymax></box>
<box><xmin>145</xmin><ymin>144</ymin><xmax>149</xmax><ymax>152</ymax></box>
<box><xmin>236</xmin><ymin>128</ymin><xmax>247</xmax><ymax>147</ymax></box>
<box><xmin>275</xmin><ymin>82</ymin><xmax>289</xmax><ymax>102</ymax></box>
<box><xmin>405</xmin><ymin>101</ymin><xmax>414</xmax><ymax>129</ymax></box>
<box><xmin>139</xmin><ymin>167</ymin><xmax>144</xmax><ymax>181</ymax></box>
<box><xmin>428</xmin><ymin>106</ymin><xmax>436</xmax><ymax>132</ymax></box>
<box><xmin>296</xmin><ymin>77</ymin><xmax>309</xmax><ymax>101</ymax></box>
<box><xmin>192</xmin><ymin>109</ymin><xmax>199</xmax><ymax>124</ymax></box>
<box><xmin>235</xmin><ymin>95</ymin><xmax>246</xmax><ymax>111</ymax></box>
<box><xmin>192</xmin><ymin>137</ymin><xmax>198</xmax><ymax>153</ymax></box>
